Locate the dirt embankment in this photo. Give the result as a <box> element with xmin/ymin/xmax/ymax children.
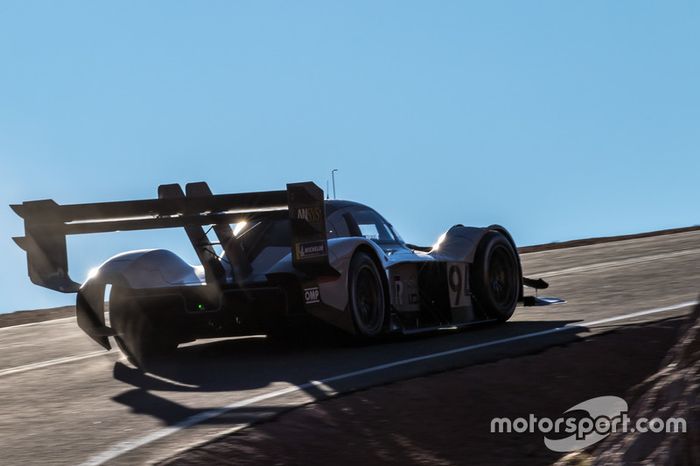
<box><xmin>0</xmin><ymin>305</ymin><xmax>74</xmax><ymax>328</ymax></box>
<box><xmin>518</xmin><ymin>225</ymin><xmax>700</xmax><ymax>254</ymax></box>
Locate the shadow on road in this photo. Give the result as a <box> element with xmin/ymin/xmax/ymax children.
<box><xmin>111</xmin><ymin>318</ymin><xmax>586</xmax><ymax>427</ymax></box>
<box><xmin>159</xmin><ymin>317</ymin><xmax>688</xmax><ymax>466</ymax></box>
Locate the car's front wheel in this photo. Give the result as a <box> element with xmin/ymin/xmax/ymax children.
<box><xmin>348</xmin><ymin>251</ymin><xmax>387</xmax><ymax>338</ymax></box>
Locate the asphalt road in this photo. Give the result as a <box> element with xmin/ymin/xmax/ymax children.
<box><xmin>1</xmin><ymin>230</ymin><xmax>699</xmax><ymax>466</ymax></box>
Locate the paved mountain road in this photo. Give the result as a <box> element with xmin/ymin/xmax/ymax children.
<box><xmin>1</xmin><ymin>230</ymin><xmax>699</xmax><ymax>465</ymax></box>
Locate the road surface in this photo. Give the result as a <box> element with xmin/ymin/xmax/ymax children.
<box><xmin>1</xmin><ymin>230</ymin><xmax>699</xmax><ymax>465</ymax></box>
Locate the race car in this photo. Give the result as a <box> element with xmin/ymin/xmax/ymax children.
<box><xmin>11</xmin><ymin>181</ymin><xmax>549</xmax><ymax>367</ymax></box>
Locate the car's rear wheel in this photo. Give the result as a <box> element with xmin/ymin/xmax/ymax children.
<box><xmin>348</xmin><ymin>251</ymin><xmax>387</xmax><ymax>338</ymax></box>
<box><xmin>471</xmin><ymin>231</ymin><xmax>520</xmax><ymax>321</ymax></box>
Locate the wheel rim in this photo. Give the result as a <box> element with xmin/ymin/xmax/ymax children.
<box><xmin>352</xmin><ymin>264</ymin><xmax>383</xmax><ymax>335</ymax></box>
<box><xmin>489</xmin><ymin>245</ymin><xmax>517</xmax><ymax>307</ymax></box>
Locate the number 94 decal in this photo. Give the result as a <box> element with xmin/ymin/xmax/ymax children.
<box><xmin>447</xmin><ymin>262</ymin><xmax>469</xmax><ymax>308</ymax></box>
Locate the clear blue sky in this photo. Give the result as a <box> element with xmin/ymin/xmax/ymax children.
<box><xmin>1</xmin><ymin>1</ymin><xmax>698</xmax><ymax>313</ymax></box>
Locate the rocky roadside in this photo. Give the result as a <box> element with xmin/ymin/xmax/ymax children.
<box><xmin>559</xmin><ymin>301</ymin><xmax>699</xmax><ymax>466</ymax></box>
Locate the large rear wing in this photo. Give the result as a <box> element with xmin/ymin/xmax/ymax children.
<box><xmin>11</xmin><ymin>181</ymin><xmax>332</xmax><ymax>292</ymax></box>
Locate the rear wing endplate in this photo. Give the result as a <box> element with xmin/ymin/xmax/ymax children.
<box><xmin>11</xmin><ymin>181</ymin><xmax>332</xmax><ymax>292</ymax></box>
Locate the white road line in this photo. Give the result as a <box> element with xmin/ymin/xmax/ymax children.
<box><xmin>0</xmin><ymin>351</ymin><xmax>114</xmax><ymax>377</ymax></box>
<box><xmin>80</xmin><ymin>299</ymin><xmax>698</xmax><ymax>466</ymax></box>
<box><xmin>536</xmin><ymin>248</ymin><xmax>700</xmax><ymax>278</ymax></box>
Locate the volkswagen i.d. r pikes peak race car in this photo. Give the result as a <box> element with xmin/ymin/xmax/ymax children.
<box><xmin>12</xmin><ymin>182</ymin><xmax>549</xmax><ymax>367</ymax></box>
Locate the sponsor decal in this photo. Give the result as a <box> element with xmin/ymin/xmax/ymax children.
<box><xmin>292</xmin><ymin>206</ymin><xmax>323</xmax><ymax>224</ymax></box>
<box><xmin>304</xmin><ymin>287</ymin><xmax>320</xmax><ymax>304</ymax></box>
<box><xmin>296</xmin><ymin>240</ymin><xmax>327</xmax><ymax>259</ymax></box>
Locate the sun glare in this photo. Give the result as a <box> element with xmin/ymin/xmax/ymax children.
<box><xmin>233</xmin><ymin>221</ymin><xmax>248</xmax><ymax>237</ymax></box>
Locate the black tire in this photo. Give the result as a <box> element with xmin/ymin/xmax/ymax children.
<box><xmin>348</xmin><ymin>251</ymin><xmax>387</xmax><ymax>338</ymax></box>
<box><xmin>471</xmin><ymin>231</ymin><xmax>520</xmax><ymax>322</ymax></box>
<box><xmin>110</xmin><ymin>288</ymin><xmax>178</xmax><ymax>369</ymax></box>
